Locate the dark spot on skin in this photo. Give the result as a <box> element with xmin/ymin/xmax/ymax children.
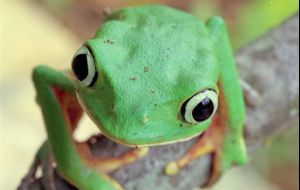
<box><xmin>144</xmin><ymin>67</ymin><xmax>149</xmax><ymax>72</ymax></box>
<box><xmin>154</xmin><ymin>104</ymin><xmax>157</xmax><ymax>107</ymax></box>
<box><xmin>108</xmin><ymin>13</ymin><xmax>127</xmax><ymax>21</ymax></box>
<box><xmin>129</xmin><ymin>77</ymin><xmax>137</xmax><ymax>81</ymax></box>
<box><xmin>117</xmin><ymin>13</ymin><xmax>127</xmax><ymax>20</ymax></box>
<box><xmin>179</xmin><ymin>124</ymin><xmax>183</xmax><ymax>127</ymax></box>
<box><xmin>104</xmin><ymin>39</ymin><xmax>114</xmax><ymax>44</ymax></box>
<box><xmin>151</xmin><ymin>90</ymin><xmax>155</xmax><ymax>94</ymax></box>
<box><xmin>111</xmin><ymin>104</ymin><xmax>115</xmax><ymax>110</ymax></box>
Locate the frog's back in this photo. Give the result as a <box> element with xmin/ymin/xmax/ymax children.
<box><xmin>94</xmin><ymin>5</ymin><xmax>209</xmax><ymax>42</ymax></box>
<box><xmin>106</xmin><ymin>5</ymin><xmax>204</xmax><ymax>27</ymax></box>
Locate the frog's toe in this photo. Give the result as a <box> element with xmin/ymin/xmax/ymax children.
<box><xmin>221</xmin><ymin>136</ymin><xmax>248</xmax><ymax>167</ymax></box>
<box><xmin>136</xmin><ymin>147</ymin><xmax>149</xmax><ymax>157</ymax></box>
<box><xmin>234</xmin><ymin>150</ymin><xmax>248</xmax><ymax>165</ymax></box>
<box><xmin>203</xmin><ymin>144</ymin><xmax>247</xmax><ymax>187</ymax></box>
<box><xmin>165</xmin><ymin>161</ymin><xmax>180</xmax><ymax>175</ymax></box>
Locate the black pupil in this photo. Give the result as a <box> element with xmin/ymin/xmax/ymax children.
<box><xmin>192</xmin><ymin>97</ymin><xmax>214</xmax><ymax>122</ymax></box>
<box><xmin>72</xmin><ymin>54</ymin><xmax>88</xmax><ymax>81</ymax></box>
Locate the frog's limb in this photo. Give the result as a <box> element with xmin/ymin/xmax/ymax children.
<box><xmin>206</xmin><ymin>16</ymin><xmax>248</xmax><ymax>168</ymax></box>
<box><xmin>77</xmin><ymin>142</ymin><xmax>149</xmax><ymax>173</ymax></box>
<box><xmin>164</xmin><ymin>113</ymin><xmax>224</xmax><ymax>181</ymax></box>
<box><xmin>165</xmin><ymin>115</ymin><xmax>218</xmax><ymax>175</ymax></box>
<box><xmin>165</xmin><ymin>17</ymin><xmax>247</xmax><ymax>187</ymax></box>
<box><xmin>32</xmin><ymin>66</ymin><xmax>122</xmax><ymax>190</ymax></box>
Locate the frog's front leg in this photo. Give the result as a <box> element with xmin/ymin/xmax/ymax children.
<box><xmin>165</xmin><ymin>92</ymin><xmax>245</xmax><ymax>187</ymax></box>
<box><xmin>77</xmin><ymin>139</ymin><xmax>148</xmax><ymax>173</ymax></box>
<box><xmin>32</xmin><ymin>66</ymin><xmax>123</xmax><ymax>190</ymax></box>
<box><xmin>165</xmin><ymin>113</ymin><xmax>221</xmax><ymax>175</ymax></box>
<box><xmin>206</xmin><ymin>16</ymin><xmax>248</xmax><ymax>171</ymax></box>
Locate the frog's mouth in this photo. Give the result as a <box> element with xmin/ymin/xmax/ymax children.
<box><xmin>75</xmin><ymin>127</ymin><xmax>203</xmax><ymax>148</ymax></box>
<box><xmin>84</xmin><ymin>115</ymin><xmax>207</xmax><ymax>148</ymax></box>
<box><xmin>100</xmin><ymin>130</ymin><xmax>203</xmax><ymax>148</ymax></box>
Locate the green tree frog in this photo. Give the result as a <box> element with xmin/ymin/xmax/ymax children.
<box><xmin>26</xmin><ymin>4</ymin><xmax>247</xmax><ymax>190</ymax></box>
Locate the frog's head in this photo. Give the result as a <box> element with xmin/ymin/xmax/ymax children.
<box><xmin>72</xmin><ymin>5</ymin><xmax>219</xmax><ymax>147</ymax></box>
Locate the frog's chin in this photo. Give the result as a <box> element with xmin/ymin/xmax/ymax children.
<box><xmin>100</xmin><ymin>130</ymin><xmax>203</xmax><ymax>148</ymax></box>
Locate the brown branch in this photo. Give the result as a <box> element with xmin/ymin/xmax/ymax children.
<box><xmin>18</xmin><ymin>13</ymin><xmax>299</xmax><ymax>190</ymax></box>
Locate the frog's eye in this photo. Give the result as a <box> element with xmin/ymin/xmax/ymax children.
<box><xmin>181</xmin><ymin>90</ymin><xmax>218</xmax><ymax>124</ymax></box>
<box><xmin>72</xmin><ymin>46</ymin><xmax>98</xmax><ymax>87</ymax></box>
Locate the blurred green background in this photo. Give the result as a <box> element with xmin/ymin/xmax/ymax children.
<box><xmin>0</xmin><ymin>0</ymin><xmax>298</xmax><ymax>189</ymax></box>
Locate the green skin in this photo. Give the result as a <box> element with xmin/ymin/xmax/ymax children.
<box><xmin>32</xmin><ymin>5</ymin><xmax>247</xmax><ymax>190</ymax></box>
